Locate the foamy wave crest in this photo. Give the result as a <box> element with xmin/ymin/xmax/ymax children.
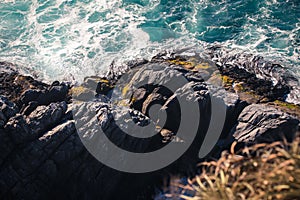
<box><xmin>0</xmin><ymin>0</ymin><xmax>299</xmax><ymax>82</ymax></box>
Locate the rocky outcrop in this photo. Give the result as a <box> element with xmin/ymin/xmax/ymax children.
<box><xmin>0</xmin><ymin>49</ymin><xmax>299</xmax><ymax>200</ymax></box>
<box><xmin>205</xmin><ymin>47</ymin><xmax>300</xmax><ymax>105</ymax></box>
<box><xmin>230</xmin><ymin>104</ymin><xmax>299</xmax><ymax>144</ymax></box>
<box><xmin>19</xmin><ymin>82</ymin><xmax>69</xmax><ymax>106</ymax></box>
<box><xmin>0</xmin><ymin>99</ymin><xmax>160</xmax><ymax>200</ymax></box>
<box><xmin>0</xmin><ymin>62</ymin><xmax>49</xmax><ymax>104</ymax></box>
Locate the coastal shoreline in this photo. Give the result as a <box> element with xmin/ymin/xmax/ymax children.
<box><xmin>0</xmin><ymin>49</ymin><xmax>299</xmax><ymax>199</ymax></box>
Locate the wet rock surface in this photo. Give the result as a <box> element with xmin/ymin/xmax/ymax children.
<box><xmin>0</xmin><ymin>49</ymin><xmax>299</xmax><ymax>199</ymax></box>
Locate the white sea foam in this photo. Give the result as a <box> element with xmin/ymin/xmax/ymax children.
<box><xmin>0</xmin><ymin>0</ymin><xmax>299</xmax><ymax>83</ymax></box>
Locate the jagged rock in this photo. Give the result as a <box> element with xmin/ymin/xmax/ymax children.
<box><xmin>44</xmin><ymin>83</ymin><xmax>69</xmax><ymax>103</ymax></box>
<box><xmin>0</xmin><ymin>120</ymin><xmax>78</xmax><ymax>200</ymax></box>
<box><xmin>0</xmin><ymin>96</ymin><xmax>18</xmax><ymax>128</ymax></box>
<box><xmin>231</xmin><ymin>104</ymin><xmax>299</xmax><ymax>144</ymax></box>
<box><xmin>83</xmin><ymin>76</ymin><xmax>101</xmax><ymax>89</ymax></box>
<box><xmin>20</xmin><ymin>89</ymin><xmax>43</xmax><ymax>104</ymax></box>
<box><xmin>21</xmin><ymin>101</ymin><xmax>39</xmax><ymax>116</ymax></box>
<box><xmin>0</xmin><ymin>62</ymin><xmax>17</xmax><ymax>74</ymax></box>
<box><xmin>96</xmin><ymin>79</ymin><xmax>114</xmax><ymax>95</ymax></box>
<box><xmin>117</xmin><ymin>61</ymin><xmax>247</xmax><ymax>162</ymax></box>
<box><xmin>0</xmin><ymin>63</ymin><xmax>69</xmax><ymax>106</ymax></box>
<box><xmin>0</xmin><ymin>100</ymin><xmax>165</xmax><ymax>199</ymax></box>
<box><xmin>166</xmin><ymin>47</ymin><xmax>300</xmax><ymax>105</ymax></box>
<box><xmin>5</xmin><ymin>102</ymin><xmax>67</xmax><ymax>144</ymax></box>
<box><xmin>1</xmin><ymin>50</ymin><xmax>300</xmax><ymax>200</ymax></box>
<box><xmin>0</xmin><ymin>63</ymin><xmax>48</xmax><ymax>103</ymax></box>
<box><xmin>20</xmin><ymin>82</ymin><xmax>69</xmax><ymax>106</ymax></box>
<box><xmin>205</xmin><ymin>47</ymin><xmax>300</xmax><ymax>104</ymax></box>
<box><xmin>70</xmin><ymin>86</ymin><xmax>95</xmax><ymax>101</ymax></box>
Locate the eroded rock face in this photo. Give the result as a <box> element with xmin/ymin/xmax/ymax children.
<box><xmin>0</xmin><ymin>102</ymin><xmax>158</xmax><ymax>199</ymax></box>
<box><xmin>20</xmin><ymin>83</ymin><xmax>69</xmax><ymax>106</ymax></box>
<box><xmin>231</xmin><ymin>104</ymin><xmax>299</xmax><ymax>144</ymax></box>
<box><xmin>5</xmin><ymin>102</ymin><xmax>68</xmax><ymax>144</ymax></box>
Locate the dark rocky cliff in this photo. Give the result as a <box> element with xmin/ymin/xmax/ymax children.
<box><xmin>0</xmin><ymin>48</ymin><xmax>299</xmax><ymax>200</ymax></box>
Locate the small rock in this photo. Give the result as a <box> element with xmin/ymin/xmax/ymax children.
<box><xmin>0</xmin><ymin>96</ymin><xmax>18</xmax><ymax>127</ymax></box>
<box><xmin>96</xmin><ymin>79</ymin><xmax>114</xmax><ymax>95</ymax></box>
<box><xmin>51</xmin><ymin>81</ymin><xmax>60</xmax><ymax>86</ymax></box>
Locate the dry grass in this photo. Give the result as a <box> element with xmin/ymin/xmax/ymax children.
<box><xmin>168</xmin><ymin>137</ymin><xmax>300</xmax><ymax>200</ymax></box>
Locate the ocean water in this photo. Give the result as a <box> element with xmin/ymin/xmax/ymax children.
<box><xmin>0</xmin><ymin>0</ymin><xmax>299</xmax><ymax>82</ymax></box>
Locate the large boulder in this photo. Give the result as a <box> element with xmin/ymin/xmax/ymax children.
<box><xmin>230</xmin><ymin>104</ymin><xmax>299</xmax><ymax>144</ymax></box>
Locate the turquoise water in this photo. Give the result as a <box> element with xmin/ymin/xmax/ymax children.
<box><xmin>0</xmin><ymin>0</ymin><xmax>299</xmax><ymax>81</ymax></box>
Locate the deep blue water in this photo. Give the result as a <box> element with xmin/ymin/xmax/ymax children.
<box><xmin>0</xmin><ymin>0</ymin><xmax>299</xmax><ymax>81</ymax></box>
